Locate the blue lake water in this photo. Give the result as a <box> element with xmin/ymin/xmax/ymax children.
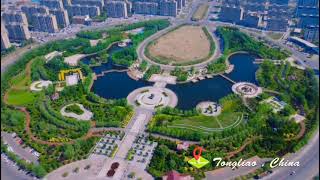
<box><xmin>92</xmin><ymin>72</ymin><xmax>152</xmax><ymax>99</ymax></box>
<box><xmin>167</xmin><ymin>53</ymin><xmax>258</xmax><ymax>109</ymax></box>
<box><xmin>226</xmin><ymin>53</ymin><xmax>259</xmax><ymax>83</ymax></box>
<box><xmin>91</xmin><ymin>51</ymin><xmax>258</xmax><ymax>109</ymax></box>
<box><xmin>88</xmin><ymin>43</ymin><xmax>152</xmax><ymax>99</ymax></box>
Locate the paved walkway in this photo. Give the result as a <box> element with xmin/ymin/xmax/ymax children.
<box><xmin>60</xmin><ymin>103</ymin><xmax>93</xmax><ymax>121</ymax></box>
<box><xmin>150</xmin><ymin>133</ymin><xmax>199</xmax><ymax>145</ymax></box>
<box><xmin>149</xmin><ymin>74</ymin><xmax>177</xmax><ymax>84</ymax></box>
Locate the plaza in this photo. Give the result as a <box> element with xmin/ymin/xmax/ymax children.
<box><xmin>232</xmin><ymin>82</ymin><xmax>263</xmax><ymax>98</ymax></box>
<box><xmin>30</xmin><ymin>80</ymin><xmax>53</xmax><ymax>91</ymax></box>
<box><xmin>127</xmin><ymin>86</ymin><xmax>178</xmax><ymax>109</ymax></box>
<box><xmin>60</xmin><ymin>103</ymin><xmax>93</xmax><ymax>121</ymax></box>
<box><xmin>196</xmin><ymin>101</ymin><xmax>222</xmax><ymax>116</ymax></box>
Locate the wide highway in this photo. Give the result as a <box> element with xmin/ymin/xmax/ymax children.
<box><xmin>263</xmin><ymin>131</ymin><xmax>319</xmax><ymax>180</ymax></box>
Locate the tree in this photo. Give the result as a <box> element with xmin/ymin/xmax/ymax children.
<box><xmin>63</xmin><ymin>144</ymin><xmax>75</xmax><ymax>160</ymax></box>
<box><xmin>139</xmin><ymin>61</ymin><xmax>148</xmax><ymax>71</ymax></box>
<box><xmin>44</xmin><ymin>84</ymin><xmax>55</xmax><ymax>96</ymax></box>
<box><xmin>32</xmin><ymin>165</ymin><xmax>47</xmax><ymax>178</ymax></box>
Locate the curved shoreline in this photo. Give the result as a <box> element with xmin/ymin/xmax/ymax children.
<box><xmin>170</xmin><ymin>51</ymin><xmax>251</xmax><ymax>84</ymax></box>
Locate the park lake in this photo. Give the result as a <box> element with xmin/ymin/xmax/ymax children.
<box><xmin>88</xmin><ymin>46</ymin><xmax>259</xmax><ymax>110</ymax></box>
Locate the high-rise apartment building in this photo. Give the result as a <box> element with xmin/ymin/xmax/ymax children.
<box><xmin>72</xmin><ymin>0</ymin><xmax>104</xmax><ymax>11</ymax></box>
<box><xmin>298</xmin><ymin>0</ymin><xmax>319</xmax><ymax>6</ymax></box>
<box><xmin>32</xmin><ymin>13</ymin><xmax>59</xmax><ymax>33</ymax></box>
<box><xmin>219</xmin><ymin>6</ymin><xmax>243</xmax><ymax>24</ymax></box>
<box><xmin>175</xmin><ymin>0</ymin><xmax>182</xmax><ymax>10</ymax></box>
<box><xmin>66</xmin><ymin>4</ymin><xmax>100</xmax><ymax>17</ymax></box>
<box><xmin>159</xmin><ymin>0</ymin><xmax>177</xmax><ymax>17</ymax></box>
<box><xmin>40</xmin><ymin>0</ymin><xmax>64</xmax><ymax>9</ymax></box>
<box><xmin>5</xmin><ymin>22</ymin><xmax>31</xmax><ymax>42</ymax></box>
<box><xmin>49</xmin><ymin>8</ymin><xmax>69</xmax><ymax>28</ymax></box>
<box><xmin>132</xmin><ymin>1</ymin><xmax>158</xmax><ymax>15</ymax></box>
<box><xmin>304</xmin><ymin>26</ymin><xmax>319</xmax><ymax>42</ymax></box>
<box><xmin>2</xmin><ymin>10</ymin><xmax>28</xmax><ymax>25</ymax></box>
<box><xmin>21</xmin><ymin>4</ymin><xmax>50</xmax><ymax>23</ymax></box>
<box><xmin>62</xmin><ymin>0</ymin><xmax>71</xmax><ymax>6</ymax></box>
<box><xmin>1</xmin><ymin>21</ymin><xmax>12</xmax><ymax>50</ymax></box>
<box><xmin>105</xmin><ymin>1</ymin><xmax>128</xmax><ymax>18</ymax></box>
<box><xmin>241</xmin><ymin>13</ymin><xmax>260</xmax><ymax>28</ymax></box>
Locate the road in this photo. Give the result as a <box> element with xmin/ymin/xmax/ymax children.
<box><xmin>263</xmin><ymin>131</ymin><xmax>319</xmax><ymax>180</ymax></box>
<box><xmin>1</xmin><ymin>43</ymin><xmax>40</xmax><ymax>74</ymax></box>
<box><xmin>1</xmin><ymin>155</ymin><xmax>33</xmax><ymax>180</ymax></box>
<box><xmin>2</xmin><ymin>132</ymin><xmax>39</xmax><ymax>164</ymax></box>
<box><xmin>1</xmin><ymin>15</ymin><xmax>165</xmax><ymax>74</ymax></box>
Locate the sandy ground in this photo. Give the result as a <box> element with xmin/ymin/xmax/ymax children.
<box><xmin>64</xmin><ymin>54</ymin><xmax>85</xmax><ymax>66</ymax></box>
<box><xmin>148</xmin><ymin>25</ymin><xmax>210</xmax><ymax>63</ymax></box>
<box><xmin>89</xmin><ymin>39</ymin><xmax>100</xmax><ymax>46</ymax></box>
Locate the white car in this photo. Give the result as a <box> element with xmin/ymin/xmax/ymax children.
<box><xmin>7</xmin><ymin>146</ymin><xmax>13</xmax><ymax>152</ymax></box>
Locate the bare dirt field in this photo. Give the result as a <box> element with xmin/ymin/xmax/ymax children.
<box><xmin>147</xmin><ymin>25</ymin><xmax>211</xmax><ymax>65</ymax></box>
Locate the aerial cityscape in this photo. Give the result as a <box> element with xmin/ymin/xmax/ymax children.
<box><xmin>1</xmin><ymin>0</ymin><xmax>319</xmax><ymax>179</ymax></box>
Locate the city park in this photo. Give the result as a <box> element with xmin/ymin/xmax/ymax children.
<box><xmin>1</xmin><ymin>18</ymin><xmax>319</xmax><ymax>179</ymax></box>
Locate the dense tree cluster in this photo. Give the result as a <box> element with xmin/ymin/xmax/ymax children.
<box><xmin>143</xmin><ymin>65</ymin><xmax>161</xmax><ymax>80</ymax></box>
<box><xmin>1</xmin><ymin>19</ymin><xmax>170</xmax><ymax>177</ymax></box>
<box><xmin>170</xmin><ymin>67</ymin><xmax>189</xmax><ymax>81</ymax></box>
<box><xmin>216</xmin><ymin>27</ymin><xmax>288</xmax><ymax>60</ymax></box>
<box><xmin>207</xmin><ymin>55</ymin><xmax>227</xmax><ymax>74</ymax></box>
<box><xmin>77</xmin><ymin>31</ymin><xmax>102</xmax><ymax>40</ymax></box>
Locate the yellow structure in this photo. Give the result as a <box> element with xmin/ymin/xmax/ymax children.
<box><xmin>58</xmin><ymin>68</ymin><xmax>84</xmax><ymax>81</ymax></box>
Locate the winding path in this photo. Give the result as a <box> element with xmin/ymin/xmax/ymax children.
<box><xmin>226</xmin><ymin>136</ymin><xmax>262</xmax><ymax>159</ymax></box>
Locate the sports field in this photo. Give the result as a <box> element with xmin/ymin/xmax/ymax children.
<box><xmin>146</xmin><ymin>25</ymin><xmax>213</xmax><ymax>65</ymax></box>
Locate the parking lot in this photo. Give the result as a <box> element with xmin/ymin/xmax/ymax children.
<box><xmin>2</xmin><ymin>132</ymin><xmax>39</xmax><ymax>164</ymax></box>
<box><xmin>126</xmin><ymin>133</ymin><xmax>157</xmax><ymax>170</ymax></box>
<box><xmin>91</xmin><ymin>133</ymin><xmax>124</xmax><ymax>157</ymax></box>
<box><xmin>1</xmin><ymin>153</ymin><xmax>38</xmax><ymax>180</ymax></box>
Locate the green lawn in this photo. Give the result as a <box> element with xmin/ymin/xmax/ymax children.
<box><xmin>9</xmin><ymin>69</ymin><xmax>31</xmax><ymax>88</ymax></box>
<box><xmin>169</xmin><ymin>111</ymin><xmax>242</xmax><ymax>131</ymax></box>
<box><xmin>6</xmin><ymin>89</ymin><xmax>39</xmax><ymax>106</ymax></box>
<box><xmin>170</xmin><ymin>115</ymin><xmax>222</xmax><ymax>128</ymax></box>
<box><xmin>163</xmin><ymin>96</ymin><xmax>244</xmax><ymax>132</ymax></box>
<box><xmin>216</xmin><ymin>112</ymin><xmax>242</xmax><ymax>127</ymax></box>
